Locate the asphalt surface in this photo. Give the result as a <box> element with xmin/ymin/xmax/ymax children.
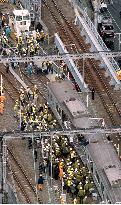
<box><xmin>107</xmin><ymin>0</ymin><xmax>121</xmax><ymax>51</ymax></box>
<box><xmin>80</xmin><ymin>0</ymin><xmax>121</xmax><ymax>52</ymax></box>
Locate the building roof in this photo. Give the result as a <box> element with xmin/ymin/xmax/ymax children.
<box><xmin>13</xmin><ymin>10</ymin><xmax>29</xmax><ymax>16</ymax></box>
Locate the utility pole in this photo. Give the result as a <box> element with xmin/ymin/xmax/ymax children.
<box><xmin>1</xmin><ymin>75</ymin><xmax>3</xmax><ymax>96</ymax></box>
<box><xmin>2</xmin><ymin>137</ymin><xmax>8</xmax><ymax>204</ymax></box>
<box><xmin>50</xmin><ymin>135</ymin><xmax>53</xmax><ymax>188</ymax></box>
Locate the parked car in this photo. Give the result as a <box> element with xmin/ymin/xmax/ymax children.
<box><xmin>98</xmin><ymin>23</ymin><xmax>115</xmax><ymax>39</ymax></box>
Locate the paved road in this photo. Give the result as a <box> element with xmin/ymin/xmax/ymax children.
<box><xmin>107</xmin><ymin>0</ymin><xmax>121</xmax><ymax>50</ymax></box>
<box><xmin>80</xmin><ymin>0</ymin><xmax>121</xmax><ymax>51</ymax></box>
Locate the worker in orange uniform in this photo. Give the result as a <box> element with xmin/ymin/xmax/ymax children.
<box><xmin>117</xmin><ymin>70</ymin><xmax>121</xmax><ymax>81</ymax></box>
<box><xmin>59</xmin><ymin>160</ymin><xmax>63</xmax><ymax>180</ymax></box>
<box><xmin>0</xmin><ymin>95</ymin><xmax>6</xmax><ymax>114</ymax></box>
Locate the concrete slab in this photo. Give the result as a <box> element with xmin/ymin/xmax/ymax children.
<box><xmin>46</xmin><ymin>73</ymin><xmax>57</xmax><ymax>82</ymax></box>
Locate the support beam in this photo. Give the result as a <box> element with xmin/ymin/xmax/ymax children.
<box><xmin>1</xmin><ymin>51</ymin><xmax>121</xmax><ymax>64</ymax></box>
<box><xmin>55</xmin><ymin>33</ymin><xmax>88</xmax><ymax>92</ymax></box>
<box><xmin>0</xmin><ymin>127</ymin><xmax>121</xmax><ymax>139</ymax></box>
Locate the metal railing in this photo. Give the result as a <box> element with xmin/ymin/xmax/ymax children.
<box><xmin>73</xmin><ymin>0</ymin><xmax>121</xmax><ymax>73</ymax></box>
<box><xmin>82</xmin><ymin>10</ymin><xmax>120</xmax><ymax>72</ymax></box>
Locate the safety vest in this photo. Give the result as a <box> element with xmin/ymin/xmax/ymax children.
<box><xmin>36</xmin><ymin>44</ymin><xmax>39</xmax><ymax>50</ymax></box>
<box><xmin>3</xmin><ymin>36</ymin><xmax>8</xmax><ymax>43</ymax></box>
<box><xmin>30</xmin><ymin>116</ymin><xmax>33</xmax><ymax>123</ymax></box>
<box><xmin>36</xmin><ymin>32</ymin><xmax>40</xmax><ymax>39</ymax></box>
<box><xmin>0</xmin><ymin>102</ymin><xmax>4</xmax><ymax>114</ymax></box>
<box><xmin>0</xmin><ymin>96</ymin><xmax>5</xmax><ymax>103</ymax></box>
<box><xmin>47</xmin><ymin>114</ymin><xmax>53</xmax><ymax>122</ymax></box>
<box><xmin>30</xmin><ymin>46</ymin><xmax>35</xmax><ymax>52</ymax></box>
<box><xmin>67</xmin><ymin>180</ymin><xmax>71</xmax><ymax>187</ymax></box>
<box><xmin>40</xmin><ymin>31</ymin><xmax>45</xmax><ymax>38</ymax></box>
<box><xmin>84</xmin><ymin>183</ymin><xmax>89</xmax><ymax>191</ymax></box>
<box><xmin>78</xmin><ymin>189</ymin><xmax>85</xmax><ymax>197</ymax></box>
<box><xmin>0</xmin><ymin>96</ymin><xmax>5</xmax><ymax>114</ymax></box>
<box><xmin>14</xmin><ymin>104</ymin><xmax>18</xmax><ymax>111</ymax></box>
<box><xmin>19</xmin><ymin>36</ymin><xmax>22</xmax><ymax>43</ymax></box>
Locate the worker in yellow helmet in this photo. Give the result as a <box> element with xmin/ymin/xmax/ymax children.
<box><xmin>18</xmin><ymin>36</ymin><xmax>23</xmax><ymax>44</ymax></box>
<box><xmin>30</xmin><ymin>43</ymin><xmax>35</xmax><ymax>56</ymax></box>
<box><xmin>40</xmin><ymin>30</ymin><xmax>45</xmax><ymax>42</ymax></box>
<box><xmin>36</xmin><ymin>30</ymin><xmax>41</xmax><ymax>43</ymax></box>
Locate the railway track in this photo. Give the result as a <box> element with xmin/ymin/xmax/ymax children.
<box><xmin>0</xmin><ymin>65</ymin><xmax>20</xmax><ymax>101</ymax></box>
<box><xmin>7</xmin><ymin>147</ymin><xmax>42</xmax><ymax>204</ymax></box>
<box><xmin>43</xmin><ymin>0</ymin><xmax>121</xmax><ymax>127</ymax></box>
<box><xmin>19</xmin><ymin>69</ymin><xmax>48</xmax><ymax>101</ymax></box>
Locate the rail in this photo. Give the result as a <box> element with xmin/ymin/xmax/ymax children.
<box><xmin>7</xmin><ymin>147</ymin><xmax>42</xmax><ymax>203</ymax></box>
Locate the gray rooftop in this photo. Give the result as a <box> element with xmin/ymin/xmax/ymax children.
<box><xmin>48</xmin><ymin>80</ymin><xmax>80</xmax><ymax>103</ymax></box>
<box><xmin>87</xmin><ymin>138</ymin><xmax>121</xmax><ymax>203</ymax></box>
<box><xmin>64</xmin><ymin>99</ymin><xmax>87</xmax><ymax>118</ymax></box>
<box><xmin>88</xmin><ymin>140</ymin><xmax>121</xmax><ymax>171</ymax></box>
<box><xmin>48</xmin><ymin>80</ymin><xmax>102</xmax><ymax>129</ymax></box>
<box><xmin>72</xmin><ymin>117</ymin><xmax>101</xmax><ymax>129</ymax></box>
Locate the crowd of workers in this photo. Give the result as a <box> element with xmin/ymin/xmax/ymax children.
<box><xmin>16</xmin><ymin>30</ymin><xmax>46</xmax><ymax>56</ymax></box>
<box><xmin>14</xmin><ymin>85</ymin><xmax>57</xmax><ymax>131</ymax></box>
<box><xmin>39</xmin><ymin>135</ymin><xmax>96</xmax><ymax>204</ymax></box>
<box><xmin>0</xmin><ymin>11</ymin><xmax>47</xmax><ymax>57</ymax></box>
<box><xmin>24</xmin><ymin>61</ymin><xmax>54</xmax><ymax>77</ymax></box>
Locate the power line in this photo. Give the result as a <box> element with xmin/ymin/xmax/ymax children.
<box><xmin>1</xmin><ymin>50</ymin><xmax>121</xmax><ymax>64</ymax></box>
<box><xmin>0</xmin><ymin>126</ymin><xmax>121</xmax><ymax>139</ymax></box>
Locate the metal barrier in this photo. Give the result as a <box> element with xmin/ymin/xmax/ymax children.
<box><xmin>74</xmin><ymin>8</ymin><xmax>121</xmax><ymax>89</ymax></box>
<box><xmin>83</xmin><ymin>10</ymin><xmax>109</xmax><ymax>51</ymax></box>
<box><xmin>54</xmin><ymin>33</ymin><xmax>88</xmax><ymax>92</ymax></box>
<box><xmin>82</xmin><ymin>10</ymin><xmax>121</xmax><ymax>73</ymax></box>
